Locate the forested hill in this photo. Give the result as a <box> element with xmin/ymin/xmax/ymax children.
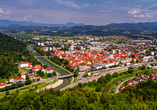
<box><xmin>0</xmin><ymin>80</ymin><xmax>157</xmax><ymax>109</ymax></box>
<box><xmin>0</xmin><ymin>33</ymin><xmax>41</xmax><ymax>78</ymax></box>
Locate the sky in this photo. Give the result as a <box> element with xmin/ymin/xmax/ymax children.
<box><xmin>0</xmin><ymin>0</ymin><xmax>157</xmax><ymax>25</ymax></box>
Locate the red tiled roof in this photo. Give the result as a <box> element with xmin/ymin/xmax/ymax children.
<box><xmin>46</xmin><ymin>68</ymin><xmax>53</xmax><ymax>70</ymax></box>
<box><xmin>20</xmin><ymin>62</ymin><xmax>29</xmax><ymax>64</ymax></box>
<box><xmin>16</xmin><ymin>78</ymin><xmax>23</xmax><ymax>80</ymax></box>
<box><xmin>120</xmin><ymin>85</ymin><xmax>124</xmax><ymax>88</ymax></box>
<box><xmin>0</xmin><ymin>83</ymin><xmax>5</xmax><ymax>86</ymax></box>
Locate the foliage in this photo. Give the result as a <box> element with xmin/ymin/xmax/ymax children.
<box><xmin>5</xmin><ymin>91</ymin><xmax>9</xmax><ymax>96</ymax></box>
<box><xmin>127</xmin><ymin>67</ymin><xmax>134</xmax><ymax>74</ymax></box>
<box><xmin>25</xmin><ymin>80</ymin><xmax>32</xmax><ymax>85</ymax></box>
<box><xmin>74</xmin><ymin>68</ymin><xmax>79</xmax><ymax>78</ymax></box>
<box><xmin>130</xmin><ymin>59</ymin><xmax>135</xmax><ymax>64</ymax></box>
<box><xmin>112</xmin><ymin>72</ymin><xmax>118</xmax><ymax>77</ymax></box>
<box><xmin>37</xmin><ymin>70</ymin><xmax>44</xmax><ymax>77</ymax></box>
<box><xmin>1</xmin><ymin>80</ymin><xmax>157</xmax><ymax>109</ymax></box>
<box><xmin>0</xmin><ymin>83</ymin><xmax>25</xmax><ymax>92</ymax></box>
<box><xmin>141</xmin><ymin>65</ymin><xmax>146</xmax><ymax>70</ymax></box>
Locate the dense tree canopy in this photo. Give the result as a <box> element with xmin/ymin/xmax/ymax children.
<box><xmin>1</xmin><ymin>80</ymin><xmax>157</xmax><ymax>109</ymax></box>
<box><xmin>0</xmin><ymin>33</ymin><xmax>41</xmax><ymax>78</ymax></box>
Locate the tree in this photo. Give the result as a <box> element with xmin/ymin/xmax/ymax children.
<box><xmin>28</xmin><ymin>69</ymin><xmax>32</xmax><ymax>73</ymax></box>
<box><xmin>128</xmin><ymin>67</ymin><xmax>134</xmax><ymax>74</ymax></box>
<box><xmin>43</xmin><ymin>65</ymin><xmax>48</xmax><ymax>69</ymax></box>
<box><xmin>25</xmin><ymin>80</ymin><xmax>32</xmax><ymax>85</ymax></box>
<box><xmin>146</xmin><ymin>50</ymin><xmax>151</xmax><ymax>56</ymax></box>
<box><xmin>26</xmin><ymin>75</ymin><xmax>29</xmax><ymax>80</ymax></box>
<box><xmin>144</xmin><ymin>71</ymin><xmax>149</xmax><ymax>75</ymax></box>
<box><xmin>112</xmin><ymin>72</ymin><xmax>118</xmax><ymax>77</ymax></box>
<box><xmin>47</xmin><ymin>73</ymin><xmax>52</xmax><ymax>77</ymax></box>
<box><xmin>141</xmin><ymin>65</ymin><xmax>146</xmax><ymax>70</ymax></box>
<box><xmin>6</xmin><ymin>91</ymin><xmax>9</xmax><ymax>95</ymax></box>
<box><xmin>78</xmin><ymin>83</ymin><xmax>82</xmax><ymax>88</ymax></box>
<box><xmin>130</xmin><ymin>59</ymin><xmax>135</xmax><ymax>64</ymax></box>
<box><xmin>119</xmin><ymin>61</ymin><xmax>123</xmax><ymax>66</ymax></box>
<box><xmin>74</xmin><ymin>68</ymin><xmax>79</xmax><ymax>78</ymax></box>
<box><xmin>37</xmin><ymin>70</ymin><xmax>44</xmax><ymax>77</ymax></box>
<box><xmin>53</xmin><ymin>71</ymin><xmax>56</xmax><ymax>76</ymax></box>
<box><xmin>16</xmin><ymin>89</ymin><xmax>19</xmax><ymax>93</ymax></box>
<box><xmin>95</xmin><ymin>84</ymin><xmax>102</xmax><ymax>92</ymax></box>
<box><xmin>136</xmin><ymin>59</ymin><xmax>139</xmax><ymax>63</ymax></box>
<box><xmin>105</xmin><ymin>74</ymin><xmax>112</xmax><ymax>81</ymax></box>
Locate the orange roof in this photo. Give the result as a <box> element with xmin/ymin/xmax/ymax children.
<box><xmin>46</xmin><ymin>68</ymin><xmax>53</xmax><ymax>70</ymax></box>
<box><xmin>20</xmin><ymin>73</ymin><xmax>25</xmax><ymax>75</ymax></box>
<box><xmin>21</xmin><ymin>62</ymin><xmax>29</xmax><ymax>64</ymax></box>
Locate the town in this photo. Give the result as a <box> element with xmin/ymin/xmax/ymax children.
<box><xmin>1</xmin><ymin>35</ymin><xmax>157</xmax><ymax>93</ymax></box>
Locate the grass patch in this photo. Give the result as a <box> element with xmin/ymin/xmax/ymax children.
<box><xmin>36</xmin><ymin>81</ymin><xmax>52</xmax><ymax>90</ymax></box>
<box><xmin>52</xmin><ymin>79</ymin><xmax>58</xmax><ymax>84</ymax></box>
<box><xmin>84</xmin><ymin>85</ymin><xmax>96</xmax><ymax>91</ymax></box>
<box><xmin>19</xmin><ymin>68</ymin><xmax>28</xmax><ymax>73</ymax></box>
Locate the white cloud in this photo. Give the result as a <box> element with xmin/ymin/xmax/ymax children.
<box><xmin>0</xmin><ymin>8</ymin><xmax>4</xmax><ymax>13</ymax></box>
<box><xmin>53</xmin><ymin>0</ymin><xmax>80</xmax><ymax>9</ymax></box>
<box><xmin>128</xmin><ymin>10</ymin><xmax>139</xmax><ymax>14</ymax></box>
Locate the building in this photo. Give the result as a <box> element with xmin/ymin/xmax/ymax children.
<box><xmin>46</xmin><ymin>68</ymin><xmax>54</xmax><ymax>73</ymax></box>
<box><xmin>32</xmin><ymin>65</ymin><xmax>44</xmax><ymax>72</ymax></box>
<box><xmin>0</xmin><ymin>83</ymin><xmax>6</xmax><ymax>89</ymax></box>
<box><xmin>16</xmin><ymin>78</ymin><xmax>24</xmax><ymax>83</ymax></box>
<box><xmin>19</xmin><ymin>62</ymin><xmax>29</xmax><ymax>68</ymax></box>
<box><xmin>21</xmin><ymin>73</ymin><xmax>26</xmax><ymax>79</ymax></box>
<box><xmin>9</xmin><ymin>78</ymin><xmax>15</xmax><ymax>83</ymax></box>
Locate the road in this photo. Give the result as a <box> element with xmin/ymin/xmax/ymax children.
<box><xmin>61</xmin><ymin>62</ymin><xmax>155</xmax><ymax>91</ymax></box>
<box><xmin>61</xmin><ymin>66</ymin><xmax>128</xmax><ymax>91</ymax></box>
<box><xmin>115</xmin><ymin>78</ymin><xmax>133</xmax><ymax>94</ymax></box>
<box><xmin>1</xmin><ymin>61</ymin><xmax>155</xmax><ymax>93</ymax></box>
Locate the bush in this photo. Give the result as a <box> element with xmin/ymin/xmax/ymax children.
<box><xmin>25</xmin><ymin>80</ymin><xmax>32</xmax><ymax>85</ymax></box>
<box><xmin>112</xmin><ymin>72</ymin><xmax>118</xmax><ymax>77</ymax></box>
<box><xmin>119</xmin><ymin>72</ymin><xmax>123</xmax><ymax>76</ymax></box>
<box><xmin>6</xmin><ymin>91</ymin><xmax>9</xmax><ymax>95</ymax></box>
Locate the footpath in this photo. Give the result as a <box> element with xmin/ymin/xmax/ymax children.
<box><xmin>37</xmin><ymin>79</ymin><xmax>63</xmax><ymax>92</ymax></box>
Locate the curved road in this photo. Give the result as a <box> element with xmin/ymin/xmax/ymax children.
<box><xmin>115</xmin><ymin>78</ymin><xmax>133</xmax><ymax>94</ymax></box>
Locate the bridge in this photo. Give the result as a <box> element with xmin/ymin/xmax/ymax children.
<box><xmin>57</xmin><ymin>74</ymin><xmax>74</xmax><ymax>79</ymax></box>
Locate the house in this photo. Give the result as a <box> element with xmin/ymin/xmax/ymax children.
<box><xmin>119</xmin><ymin>85</ymin><xmax>125</xmax><ymax>90</ymax></box>
<box><xmin>33</xmin><ymin>77</ymin><xmax>42</xmax><ymax>81</ymax></box>
<box><xmin>46</xmin><ymin>68</ymin><xmax>54</xmax><ymax>73</ymax></box>
<box><xmin>16</xmin><ymin>78</ymin><xmax>24</xmax><ymax>83</ymax></box>
<box><xmin>19</xmin><ymin>62</ymin><xmax>29</xmax><ymax>68</ymax></box>
<box><xmin>9</xmin><ymin>78</ymin><xmax>15</xmax><ymax>83</ymax></box>
<box><xmin>32</xmin><ymin>65</ymin><xmax>44</xmax><ymax>72</ymax></box>
<box><xmin>21</xmin><ymin>73</ymin><xmax>26</xmax><ymax>79</ymax></box>
<box><xmin>28</xmin><ymin>63</ymin><xmax>32</xmax><ymax>69</ymax></box>
<box><xmin>127</xmin><ymin>80</ymin><xmax>133</xmax><ymax>85</ymax></box>
<box><xmin>0</xmin><ymin>83</ymin><xmax>6</xmax><ymax>88</ymax></box>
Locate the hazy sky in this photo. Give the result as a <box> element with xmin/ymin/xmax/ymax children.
<box><xmin>0</xmin><ymin>0</ymin><xmax>157</xmax><ymax>25</ymax></box>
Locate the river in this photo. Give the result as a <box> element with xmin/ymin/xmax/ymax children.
<box><xmin>28</xmin><ymin>44</ymin><xmax>71</xmax><ymax>90</ymax></box>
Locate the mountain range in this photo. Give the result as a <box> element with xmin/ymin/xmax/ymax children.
<box><xmin>0</xmin><ymin>20</ymin><xmax>85</xmax><ymax>27</ymax></box>
<box><xmin>0</xmin><ymin>20</ymin><xmax>157</xmax><ymax>30</ymax></box>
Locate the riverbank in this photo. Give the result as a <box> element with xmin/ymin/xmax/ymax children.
<box><xmin>37</xmin><ymin>79</ymin><xmax>63</xmax><ymax>92</ymax></box>
<box><xmin>45</xmin><ymin>56</ymin><xmax>73</xmax><ymax>75</ymax></box>
<box><xmin>33</xmin><ymin>48</ymin><xmax>73</xmax><ymax>75</ymax></box>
